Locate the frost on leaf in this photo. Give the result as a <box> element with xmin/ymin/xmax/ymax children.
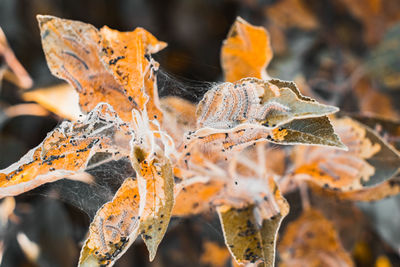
<box><xmin>160</xmin><ymin>96</ymin><xmax>197</xmax><ymax>146</ymax></box>
<box><xmin>197</xmin><ymin>78</ymin><xmax>338</xmax><ymax>130</ymax></box>
<box><xmin>0</xmin><ymin>103</ymin><xmax>131</xmax><ymax>197</ymax></box>
<box><xmin>217</xmin><ymin>178</ymin><xmax>289</xmax><ymax>266</ymax></box>
<box><xmin>130</xmin><ymin>109</ymin><xmax>174</xmax><ymax>261</ymax></box>
<box><xmin>100</xmin><ymin>26</ymin><xmax>166</xmax><ymax>122</ymax></box>
<box><xmin>221</xmin><ymin>17</ymin><xmax>273</xmax><ymax>82</ymax></box>
<box><xmin>293</xmin><ymin>117</ymin><xmax>400</xmax><ymax>191</ymax></box>
<box><xmin>278</xmin><ymin>209</ymin><xmax>354</xmax><ymax>267</ymax></box>
<box><xmin>185</xmin><ymin>78</ymin><xmax>344</xmax><ymax>157</ymax></box>
<box><xmin>37</xmin><ymin>15</ymin><xmax>165</xmax><ymax>122</ymax></box>
<box><xmin>79</xmin><ymin>178</ymin><xmax>140</xmax><ymax>267</ymax></box>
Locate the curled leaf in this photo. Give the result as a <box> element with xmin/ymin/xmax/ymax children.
<box><xmin>0</xmin><ymin>103</ymin><xmax>131</xmax><ymax>197</ymax></box>
<box><xmin>313</xmin><ymin>176</ymin><xmax>400</xmax><ymax>202</ymax></box>
<box><xmin>217</xmin><ymin>178</ymin><xmax>289</xmax><ymax>266</ymax></box>
<box><xmin>100</xmin><ymin>26</ymin><xmax>166</xmax><ymax>121</ymax></box>
<box><xmin>278</xmin><ymin>209</ymin><xmax>354</xmax><ymax>267</ymax></box>
<box><xmin>130</xmin><ymin>109</ymin><xmax>174</xmax><ymax>261</ymax></box>
<box><xmin>221</xmin><ymin>17</ymin><xmax>272</xmax><ymax>82</ymax></box>
<box><xmin>79</xmin><ymin>178</ymin><xmax>140</xmax><ymax>267</ymax></box>
<box><xmin>293</xmin><ymin>117</ymin><xmax>400</xmax><ymax>191</ymax></box>
<box><xmin>38</xmin><ymin>15</ymin><xmax>141</xmax><ymax>122</ymax></box>
<box><xmin>197</xmin><ymin>78</ymin><xmax>338</xmax><ymax>130</ymax></box>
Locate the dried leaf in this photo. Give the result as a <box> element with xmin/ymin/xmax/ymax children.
<box><xmin>184</xmin><ymin>78</ymin><xmax>343</xmax><ymax>158</ymax></box>
<box><xmin>173</xmin><ymin>179</ymin><xmax>225</xmax><ymax>216</ymax></box>
<box><xmin>130</xmin><ymin>109</ymin><xmax>174</xmax><ymax>261</ymax></box>
<box><xmin>160</xmin><ymin>96</ymin><xmax>197</xmax><ymax>146</ymax></box>
<box><xmin>100</xmin><ymin>26</ymin><xmax>166</xmax><ymax>122</ymax></box>
<box><xmin>217</xmin><ymin>178</ymin><xmax>289</xmax><ymax>266</ymax></box>
<box><xmin>197</xmin><ymin>78</ymin><xmax>338</xmax><ymax>130</ymax></box>
<box><xmin>79</xmin><ymin>178</ymin><xmax>140</xmax><ymax>266</ymax></box>
<box><xmin>221</xmin><ymin>17</ymin><xmax>272</xmax><ymax>82</ymax></box>
<box><xmin>0</xmin><ymin>103</ymin><xmax>131</xmax><ymax>197</ymax></box>
<box><xmin>314</xmin><ymin>176</ymin><xmax>400</xmax><ymax>202</ymax></box>
<box><xmin>22</xmin><ymin>83</ymin><xmax>83</xmax><ymax>121</ymax></box>
<box><xmin>37</xmin><ymin>15</ymin><xmax>135</xmax><ymax>121</ymax></box>
<box><xmin>293</xmin><ymin>117</ymin><xmax>400</xmax><ymax>191</ymax></box>
<box><xmin>278</xmin><ymin>209</ymin><xmax>354</xmax><ymax>267</ymax></box>
<box><xmin>349</xmin><ymin>114</ymin><xmax>400</xmax><ymax>150</ymax></box>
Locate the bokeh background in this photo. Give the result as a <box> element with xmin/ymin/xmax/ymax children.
<box><xmin>0</xmin><ymin>0</ymin><xmax>400</xmax><ymax>266</ymax></box>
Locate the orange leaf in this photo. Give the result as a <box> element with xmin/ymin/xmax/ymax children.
<box><xmin>293</xmin><ymin>117</ymin><xmax>400</xmax><ymax>191</ymax></box>
<box><xmin>38</xmin><ymin>15</ymin><xmax>141</xmax><ymax>122</ymax></box>
<box><xmin>22</xmin><ymin>83</ymin><xmax>83</xmax><ymax>121</ymax></box>
<box><xmin>130</xmin><ymin>109</ymin><xmax>175</xmax><ymax>261</ymax></box>
<box><xmin>278</xmin><ymin>209</ymin><xmax>354</xmax><ymax>267</ymax></box>
<box><xmin>100</xmin><ymin>26</ymin><xmax>166</xmax><ymax>121</ymax></box>
<box><xmin>200</xmin><ymin>241</ymin><xmax>230</xmax><ymax>267</ymax></box>
<box><xmin>221</xmin><ymin>17</ymin><xmax>272</xmax><ymax>82</ymax></box>
<box><xmin>0</xmin><ymin>103</ymin><xmax>131</xmax><ymax>197</ymax></box>
<box><xmin>173</xmin><ymin>179</ymin><xmax>225</xmax><ymax>216</ymax></box>
<box><xmin>79</xmin><ymin>178</ymin><xmax>140</xmax><ymax>266</ymax></box>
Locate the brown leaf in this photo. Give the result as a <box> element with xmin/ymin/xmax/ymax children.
<box><xmin>293</xmin><ymin>117</ymin><xmax>400</xmax><ymax>191</ymax></box>
<box><xmin>79</xmin><ymin>178</ymin><xmax>140</xmax><ymax>266</ymax></box>
<box><xmin>221</xmin><ymin>17</ymin><xmax>272</xmax><ymax>82</ymax></box>
<box><xmin>278</xmin><ymin>209</ymin><xmax>354</xmax><ymax>267</ymax></box>
<box><xmin>130</xmin><ymin>109</ymin><xmax>175</xmax><ymax>261</ymax></box>
<box><xmin>0</xmin><ymin>103</ymin><xmax>131</xmax><ymax>197</ymax></box>
<box><xmin>217</xmin><ymin>178</ymin><xmax>289</xmax><ymax>266</ymax></box>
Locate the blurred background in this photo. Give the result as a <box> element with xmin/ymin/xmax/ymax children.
<box><xmin>0</xmin><ymin>0</ymin><xmax>400</xmax><ymax>266</ymax></box>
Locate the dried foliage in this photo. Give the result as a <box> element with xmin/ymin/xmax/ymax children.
<box><xmin>0</xmin><ymin>9</ymin><xmax>399</xmax><ymax>267</ymax></box>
